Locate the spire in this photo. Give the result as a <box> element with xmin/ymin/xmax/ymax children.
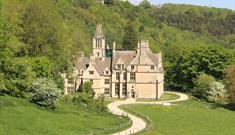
<box><xmin>94</xmin><ymin>23</ymin><xmax>105</xmax><ymax>38</ymax></box>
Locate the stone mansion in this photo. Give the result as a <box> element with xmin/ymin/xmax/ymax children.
<box><xmin>63</xmin><ymin>24</ymin><xmax>164</xmax><ymax>99</ymax></box>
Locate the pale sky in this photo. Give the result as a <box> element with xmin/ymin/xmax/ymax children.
<box><xmin>129</xmin><ymin>0</ymin><xmax>235</xmax><ymax>10</ymax></box>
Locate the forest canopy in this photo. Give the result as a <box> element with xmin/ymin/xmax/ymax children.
<box><xmin>0</xmin><ymin>0</ymin><xmax>235</xmax><ymax>103</ymax></box>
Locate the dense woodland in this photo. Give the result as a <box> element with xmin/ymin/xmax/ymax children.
<box><xmin>0</xmin><ymin>0</ymin><xmax>235</xmax><ymax>106</ymax></box>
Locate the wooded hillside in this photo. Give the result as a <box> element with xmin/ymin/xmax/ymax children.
<box><xmin>0</xmin><ymin>0</ymin><xmax>235</xmax><ymax>101</ymax></box>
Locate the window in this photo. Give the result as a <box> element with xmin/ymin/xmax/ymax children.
<box><xmin>116</xmin><ymin>72</ymin><xmax>120</xmax><ymax>80</ymax></box>
<box><xmin>115</xmin><ymin>83</ymin><xmax>120</xmax><ymax>95</ymax></box>
<box><xmin>117</xmin><ymin>65</ymin><xmax>121</xmax><ymax>69</ymax></box>
<box><xmin>123</xmin><ymin>73</ymin><xmax>127</xmax><ymax>80</ymax></box>
<box><xmin>105</xmin><ymin>70</ymin><xmax>109</xmax><ymax>74</ymax></box>
<box><xmin>89</xmin><ymin>71</ymin><xmax>94</xmax><ymax>75</ymax></box>
<box><xmin>90</xmin><ymin>79</ymin><xmax>93</xmax><ymax>85</ymax></box>
<box><xmin>130</xmin><ymin>72</ymin><xmax>136</xmax><ymax>81</ymax></box>
<box><xmin>67</xmin><ymin>78</ymin><xmax>74</xmax><ymax>84</ymax></box>
<box><xmin>67</xmin><ymin>87</ymin><xmax>74</xmax><ymax>93</ymax></box>
<box><xmin>131</xmin><ymin>65</ymin><xmax>135</xmax><ymax>70</ymax></box>
<box><xmin>105</xmin><ymin>79</ymin><xmax>109</xmax><ymax>84</ymax></box>
<box><xmin>97</xmin><ymin>53</ymin><xmax>100</xmax><ymax>57</ymax></box>
<box><xmin>121</xmin><ymin>64</ymin><xmax>125</xmax><ymax>69</ymax></box>
<box><xmin>122</xmin><ymin>83</ymin><xmax>127</xmax><ymax>96</ymax></box>
<box><xmin>151</xmin><ymin>65</ymin><xmax>155</xmax><ymax>70</ymax></box>
<box><xmin>104</xmin><ymin>88</ymin><xmax>109</xmax><ymax>95</ymax></box>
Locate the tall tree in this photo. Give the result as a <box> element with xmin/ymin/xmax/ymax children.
<box><xmin>122</xmin><ymin>20</ymin><xmax>138</xmax><ymax>50</ymax></box>
<box><xmin>224</xmin><ymin>65</ymin><xmax>235</xmax><ymax>104</ymax></box>
<box><xmin>20</xmin><ymin>0</ymin><xmax>61</xmax><ymax>56</ymax></box>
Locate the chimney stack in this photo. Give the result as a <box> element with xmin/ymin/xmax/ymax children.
<box><xmin>137</xmin><ymin>42</ymin><xmax>140</xmax><ymax>54</ymax></box>
<box><xmin>113</xmin><ymin>41</ymin><xmax>116</xmax><ymax>53</ymax></box>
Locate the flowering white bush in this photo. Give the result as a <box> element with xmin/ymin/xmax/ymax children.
<box><xmin>29</xmin><ymin>78</ymin><xmax>62</xmax><ymax>108</ymax></box>
<box><xmin>207</xmin><ymin>81</ymin><xmax>227</xmax><ymax>104</ymax></box>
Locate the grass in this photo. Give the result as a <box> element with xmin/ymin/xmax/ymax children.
<box><xmin>0</xmin><ymin>95</ymin><xmax>131</xmax><ymax>135</ymax></box>
<box><xmin>136</xmin><ymin>92</ymin><xmax>180</xmax><ymax>102</ymax></box>
<box><xmin>122</xmin><ymin>97</ymin><xmax>235</xmax><ymax>135</ymax></box>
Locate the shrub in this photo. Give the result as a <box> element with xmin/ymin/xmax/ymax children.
<box><xmin>73</xmin><ymin>92</ymin><xmax>93</xmax><ymax>106</ymax></box>
<box><xmin>192</xmin><ymin>73</ymin><xmax>215</xmax><ymax>99</ymax></box>
<box><xmin>82</xmin><ymin>81</ymin><xmax>95</xmax><ymax>97</ymax></box>
<box><xmin>29</xmin><ymin>78</ymin><xmax>62</xmax><ymax>109</ymax></box>
<box><xmin>207</xmin><ymin>81</ymin><xmax>227</xmax><ymax>104</ymax></box>
<box><xmin>73</xmin><ymin>93</ymin><xmax>106</xmax><ymax>112</ymax></box>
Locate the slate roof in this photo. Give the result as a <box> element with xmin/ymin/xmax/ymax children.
<box><xmin>93</xmin><ymin>57</ymin><xmax>111</xmax><ymax>75</ymax></box>
<box><xmin>76</xmin><ymin>57</ymin><xmax>90</xmax><ymax>71</ymax></box>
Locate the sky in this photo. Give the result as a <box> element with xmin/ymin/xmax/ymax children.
<box><xmin>129</xmin><ymin>0</ymin><xmax>235</xmax><ymax>10</ymax></box>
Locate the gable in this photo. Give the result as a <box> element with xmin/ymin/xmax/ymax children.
<box><xmin>116</xmin><ymin>57</ymin><xmax>125</xmax><ymax>65</ymax></box>
<box><xmin>83</xmin><ymin>63</ymin><xmax>101</xmax><ymax>78</ymax></box>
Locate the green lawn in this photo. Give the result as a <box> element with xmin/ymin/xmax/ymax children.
<box><xmin>136</xmin><ymin>92</ymin><xmax>180</xmax><ymax>102</ymax></box>
<box><xmin>0</xmin><ymin>96</ymin><xmax>131</xmax><ymax>135</ymax></box>
<box><xmin>122</xmin><ymin>97</ymin><xmax>235</xmax><ymax>135</ymax></box>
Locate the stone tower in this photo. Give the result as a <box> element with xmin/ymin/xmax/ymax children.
<box><xmin>93</xmin><ymin>23</ymin><xmax>106</xmax><ymax>60</ymax></box>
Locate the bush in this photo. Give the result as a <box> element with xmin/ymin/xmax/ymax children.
<box><xmin>73</xmin><ymin>93</ymin><xmax>106</xmax><ymax>112</ymax></box>
<box><xmin>192</xmin><ymin>73</ymin><xmax>215</xmax><ymax>99</ymax></box>
<box><xmin>207</xmin><ymin>81</ymin><xmax>227</xmax><ymax>104</ymax></box>
<box><xmin>29</xmin><ymin>78</ymin><xmax>62</xmax><ymax>109</ymax></box>
<box><xmin>82</xmin><ymin>81</ymin><xmax>95</xmax><ymax>97</ymax></box>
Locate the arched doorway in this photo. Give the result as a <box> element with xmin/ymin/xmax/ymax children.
<box><xmin>131</xmin><ymin>89</ymin><xmax>136</xmax><ymax>98</ymax></box>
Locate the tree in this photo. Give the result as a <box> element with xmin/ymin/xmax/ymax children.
<box><xmin>139</xmin><ymin>0</ymin><xmax>151</xmax><ymax>9</ymax></box>
<box><xmin>207</xmin><ymin>81</ymin><xmax>227</xmax><ymax>104</ymax></box>
<box><xmin>174</xmin><ymin>46</ymin><xmax>234</xmax><ymax>90</ymax></box>
<box><xmin>29</xmin><ymin>78</ymin><xmax>62</xmax><ymax>109</ymax></box>
<box><xmin>192</xmin><ymin>73</ymin><xmax>215</xmax><ymax>99</ymax></box>
<box><xmin>32</xmin><ymin>57</ymin><xmax>53</xmax><ymax>78</ymax></box>
<box><xmin>122</xmin><ymin>20</ymin><xmax>138</xmax><ymax>50</ymax></box>
<box><xmin>224</xmin><ymin>65</ymin><xmax>235</xmax><ymax>104</ymax></box>
<box><xmin>0</xmin><ymin>15</ymin><xmax>12</xmax><ymax>49</ymax></box>
<box><xmin>82</xmin><ymin>81</ymin><xmax>95</xmax><ymax>97</ymax></box>
<box><xmin>20</xmin><ymin>0</ymin><xmax>65</xmax><ymax>58</ymax></box>
<box><xmin>104</xmin><ymin>0</ymin><xmax>114</xmax><ymax>5</ymax></box>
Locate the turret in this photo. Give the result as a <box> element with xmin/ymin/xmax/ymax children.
<box><xmin>93</xmin><ymin>23</ymin><xmax>106</xmax><ymax>60</ymax></box>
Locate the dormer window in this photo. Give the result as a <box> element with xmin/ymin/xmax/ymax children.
<box><xmin>105</xmin><ymin>70</ymin><xmax>109</xmax><ymax>74</ymax></box>
<box><xmin>151</xmin><ymin>65</ymin><xmax>155</xmax><ymax>70</ymax></box>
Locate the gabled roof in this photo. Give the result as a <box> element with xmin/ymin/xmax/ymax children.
<box><xmin>139</xmin><ymin>51</ymin><xmax>155</xmax><ymax>65</ymax></box>
<box><xmin>146</xmin><ymin>53</ymin><xmax>159</xmax><ymax>65</ymax></box>
<box><xmin>93</xmin><ymin>57</ymin><xmax>111</xmax><ymax>75</ymax></box>
<box><xmin>112</xmin><ymin>51</ymin><xmax>136</xmax><ymax>66</ymax></box>
<box><xmin>76</xmin><ymin>57</ymin><xmax>90</xmax><ymax>71</ymax></box>
<box><xmin>116</xmin><ymin>57</ymin><xmax>125</xmax><ymax>65</ymax></box>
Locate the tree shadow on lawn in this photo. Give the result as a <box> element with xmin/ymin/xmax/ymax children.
<box><xmin>223</xmin><ymin>103</ymin><xmax>235</xmax><ymax>111</ymax></box>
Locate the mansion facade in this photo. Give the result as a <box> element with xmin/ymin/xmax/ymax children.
<box><xmin>63</xmin><ymin>24</ymin><xmax>164</xmax><ymax>99</ymax></box>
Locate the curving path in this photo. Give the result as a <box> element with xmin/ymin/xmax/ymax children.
<box><xmin>107</xmin><ymin>91</ymin><xmax>189</xmax><ymax>135</ymax></box>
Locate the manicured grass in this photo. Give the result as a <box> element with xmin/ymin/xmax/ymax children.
<box><xmin>0</xmin><ymin>96</ymin><xmax>131</xmax><ymax>135</ymax></box>
<box><xmin>136</xmin><ymin>92</ymin><xmax>180</xmax><ymax>102</ymax></box>
<box><xmin>123</xmin><ymin>97</ymin><xmax>235</xmax><ymax>135</ymax></box>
